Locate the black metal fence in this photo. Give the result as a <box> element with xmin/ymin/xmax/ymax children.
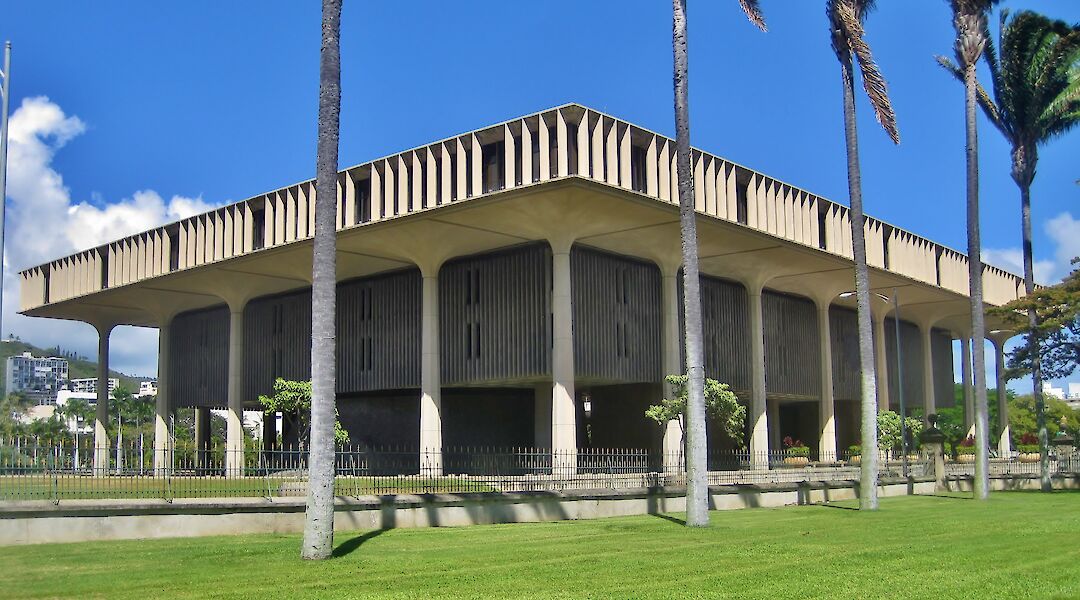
<box><xmin>1</xmin><ymin>436</ymin><xmax>1074</xmax><ymax>504</ymax></box>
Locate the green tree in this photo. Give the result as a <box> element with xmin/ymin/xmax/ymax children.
<box><xmin>942</xmin><ymin>0</ymin><xmax>1001</xmax><ymax>501</ymax></box>
<box><xmin>877</xmin><ymin>410</ymin><xmax>923</xmax><ymax>456</ymax></box>
<box><xmin>942</xmin><ymin>8</ymin><xmax>1080</xmax><ymax>493</ymax></box>
<box><xmin>670</xmin><ymin>0</ymin><xmax>765</xmax><ymax>528</ymax></box>
<box><xmin>646</xmin><ymin>375</ymin><xmax>746</xmax><ymax>449</ymax></box>
<box><xmin>259</xmin><ymin>378</ymin><xmax>349</xmax><ymax>448</ymax></box>
<box><xmin>826</xmin><ymin>0</ymin><xmax>899</xmax><ymax>511</ymax></box>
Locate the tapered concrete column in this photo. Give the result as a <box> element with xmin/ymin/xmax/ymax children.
<box><xmin>747</xmin><ymin>287</ymin><xmax>770</xmax><ymax>468</ymax></box>
<box><xmin>225</xmin><ymin>305</ymin><xmax>246</xmax><ymax>477</ymax></box>
<box><xmin>420</xmin><ymin>273</ymin><xmax>443</xmax><ymax>476</ymax></box>
<box><xmin>153</xmin><ymin>322</ymin><xmax>172</xmax><ymax>476</ymax></box>
<box><xmin>93</xmin><ymin>324</ymin><xmax>114</xmax><ymax>476</ymax></box>
<box><xmin>960</xmin><ymin>336</ymin><xmax>975</xmax><ymax>433</ymax></box>
<box><xmin>661</xmin><ymin>271</ymin><xmax>683</xmax><ymax>472</ymax></box>
<box><xmin>873</xmin><ymin>313</ymin><xmax>890</xmax><ymax>412</ymax></box>
<box><xmin>194</xmin><ymin>407</ymin><xmax>211</xmax><ymax>470</ymax></box>
<box><xmin>991</xmin><ymin>334</ymin><xmax>1011</xmax><ymax>455</ymax></box>
<box><xmin>920</xmin><ymin>324</ymin><xmax>936</xmax><ymax>421</ymax></box>
<box><xmin>551</xmin><ymin>242</ymin><xmax>577</xmax><ymax>474</ymax></box>
<box><xmin>817</xmin><ymin>302</ymin><xmax>837</xmax><ymax>461</ymax></box>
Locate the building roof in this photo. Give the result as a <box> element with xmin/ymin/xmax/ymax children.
<box><xmin>16</xmin><ymin>104</ymin><xmax>1025</xmax><ymax>335</ymax></box>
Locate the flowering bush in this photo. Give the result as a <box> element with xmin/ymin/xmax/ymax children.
<box><xmin>956</xmin><ymin>435</ymin><xmax>976</xmax><ymax>455</ymax></box>
<box><xmin>1016</xmin><ymin>432</ymin><xmax>1040</xmax><ymax>454</ymax></box>
<box><xmin>783</xmin><ymin>436</ymin><xmax>810</xmax><ymax>458</ymax></box>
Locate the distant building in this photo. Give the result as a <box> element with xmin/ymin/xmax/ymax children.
<box><xmin>55</xmin><ymin>390</ymin><xmax>96</xmax><ymax>434</ymax></box>
<box><xmin>5</xmin><ymin>352</ymin><xmax>69</xmax><ymax>406</ymax></box>
<box><xmin>69</xmin><ymin>377</ymin><xmax>119</xmax><ymax>396</ymax></box>
<box><xmin>139</xmin><ymin>380</ymin><xmax>158</xmax><ymax>397</ymax></box>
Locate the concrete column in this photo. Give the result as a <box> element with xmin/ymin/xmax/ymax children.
<box><xmin>960</xmin><ymin>336</ymin><xmax>975</xmax><ymax>433</ymax></box>
<box><xmin>747</xmin><ymin>287</ymin><xmax>770</xmax><ymax>468</ymax></box>
<box><xmin>551</xmin><ymin>243</ymin><xmax>577</xmax><ymax>474</ymax></box>
<box><xmin>661</xmin><ymin>271</ymin><xmax>683</xmax><ymax>472</ymax></box>
<box><xmin>194</xmin><ymin>407</ymin><xmax>210</xmax><ymax>470</ymax></box>
<box><xmin>420</xmin><ymin>273</ymin><xmax>443</xmax><ymax>476</ymax></box>
<box><xmin>533</xmin><ymin>384</ymin><xmax>552</xmax><ymax>449</ymax></box>
<box><xmin>873</xmin><ymin>313</ymin><xmax>890</xmax><ymax>412</ymax></box>
<box><xmin>93</xmin><ymin>325</ymin><xmax>114</xmax><ymax>476</ymax></box>
<box><xmin>817</xmin><ymin>303</ymin><xmax>837</xmax><ymax>462</ymax></box>
<box><xmin>153</xmin><ymin>322</ymin><xmax>172</xmax><ymax>476</ymax></box>
<box><xmin>992</xmin><ymin>336</ymin><xmax>1011</xmax><ymax>455</ymax></box>
<box><xmin>920</xmin><ymin>324</ymin><xmax>936</xmax><ymax>422</ymax></box>
<box><xmin>226</xmin><ymin>306</ymin><xmax>245</xmax><ymax>477</ymax></box>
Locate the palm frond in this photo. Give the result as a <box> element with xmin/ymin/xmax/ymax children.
<box><xmin>936</xmin><ymin>54</ymin><xmax>1009</xmax><ymax>138</ymax></box>
<box><xmin>837</xmin><ymin>0</ymin><xmax>899</xmax><ymax>143</ymax></box>
<box><xmin>738</xmin><ymin>0</ymin><xmax>767</xmax><ymax>32</ymax></box>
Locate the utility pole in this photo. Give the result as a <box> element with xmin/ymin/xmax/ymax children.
<box><xmin>0</xmin><ymin>43</ymin><xmax>11</xmax><ymax>342</ymax></box>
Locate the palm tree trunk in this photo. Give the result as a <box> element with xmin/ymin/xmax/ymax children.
<box><xmin>839</xmin><ymin>56</ymin><xmax>880</xmax><ymax>511</ymax></box>
<box><xmin>1019</xmin><ymin>179</ymin><xmax>1051</xmax><ymax>491</ymax></box>
<box><xmin>672</xmin><ymin>0</ymin><xmax>709</xmax><ymax>528</ymax></box>
<box><xmin>964</xmin><ymin>63</ymin><xmax>991</xmax><ymax>501</ymax></box>
<box><xmin>302</xmin><ymin>0</ymin><xmax>342</xmax><ymax>560</ymax></box>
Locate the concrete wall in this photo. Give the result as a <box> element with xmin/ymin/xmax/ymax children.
<box><xmin>0</xmin><ymin>479</ymin><xmax>938</xmax><ymax>546</ymax></box>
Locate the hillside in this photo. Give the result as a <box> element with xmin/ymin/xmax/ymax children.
<box><xmin>0</xmin><ymin>339</ymin><xmax>149</xmax><ymax>393</ymax></box>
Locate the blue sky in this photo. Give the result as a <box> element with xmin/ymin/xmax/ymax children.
<box><xmin>2</xmin><ymin>1</ymin><xmax>1079</xmax><ymax>391</ymax></box>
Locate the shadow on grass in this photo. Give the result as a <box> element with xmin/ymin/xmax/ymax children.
<box><xmin>650</xmin><ymin>513</ymin><xmax>686</xmax><ymax>526</ymax></box>
<box><xmin>814</xmin><ymin>503</ymin><xmax>860</xmax><ymax>511</ymax></box>
<box><xmin>333</xmin><ymin>528</ymin><xmax>388</xmax><ymax>558</ymax></box>
<box><xmin>925</xmin><ymin>494</ymin><xmax>973</xmax><ymax>500</ymax></box>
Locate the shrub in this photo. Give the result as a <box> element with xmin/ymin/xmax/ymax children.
<box><xmin>1016</xmin><ymin>432</ymin><xmax>1040</xmax><ymax>454</ymax></box>
<box><xmin>848</xmin><ymin>444</ymin><xmax>861</xmax><ymax>456</ymax></box>
<box><xmin>783</xmin><ymin>436</ymin><xmax>810</xmax><ymax>457</ymax></box>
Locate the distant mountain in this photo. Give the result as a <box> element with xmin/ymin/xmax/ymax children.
<box><xmin>0</xmin><ymin>338</ymin><xmax>149</xmax><ymax>393</ymax></box>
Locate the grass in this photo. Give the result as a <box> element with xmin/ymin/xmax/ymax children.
<box><xmin>2</xmin><ymin>492</ymin><xmax>1079</xmax><ymax>599</ymax></box>
<box><xmin>0</xmin><ymin>475</ymin><xmax>495</xmax><ymax>501</ymax></box>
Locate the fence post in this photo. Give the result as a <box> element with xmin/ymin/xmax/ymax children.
<box><xmin>1052</xmin><ymin>431</ymin><xmax>1075</xmax><ymax>479</ymax></box>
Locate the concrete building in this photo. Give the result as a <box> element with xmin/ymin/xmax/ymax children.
<box><xmin>69</xmin><ymin>377</ymin><xmax>119</xmax><ymax>396</ymax></box>
<box><xmin>139</xmin><ymin>380</ymin><xmax>158</xmax><ymax>397</ymax></box>
<box><xmin>16</xmin><ymin>104</ymin><xmax>1025</xmax><ymax>474</ymax></box>
<box><xmin>5</xmin><ymin>352</ymin><xmax>69</xmax><ymax>406</ymax></box>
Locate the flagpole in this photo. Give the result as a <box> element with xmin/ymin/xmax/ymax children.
<box><xmin>0</xmin><ymin>42</ymin><xmax>12</xmax><ymax>342</ymax></box>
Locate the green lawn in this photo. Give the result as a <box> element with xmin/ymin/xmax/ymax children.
<box><xmin>2</xmin><ymin>492</ymin><xmax>1078</xmax><ymax>599</ymax></box>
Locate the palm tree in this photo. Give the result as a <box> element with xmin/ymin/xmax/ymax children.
<box><xmin>941</xmin><ymin>0</ymin><xmax>1000</xmax><ymax>501</ymax></box>
<box><xmin>940</xmin><ymin>11</ymin><xmax>1080</xmax><ymax>493</ymax></box>
<box><xmin>671</xmin><ymin>0</ymin><xmax>765</xmax><ymax>528</ymax></box>
<box><xmin>302</xmin><ymin>0</ymin><xmax>342</xmax><ymax>560</ymax></box>
<box><xmin>826</xmin><ymin>0</ymin><xmax>899</xmax><ymax>511</ymax></box>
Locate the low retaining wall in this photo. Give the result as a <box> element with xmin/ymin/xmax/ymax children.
<box><xmin>0</xmin><ymin>478</ymin><xmax>933</xmax><ymax>546</ymax></box>
<box><xmin>944</xmin><ymin>474</ymin><xmax>1080</xmax><ymax>492</ymax></box>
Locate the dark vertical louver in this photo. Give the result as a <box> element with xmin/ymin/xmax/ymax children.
<box><xmin>441</xmin><ymin>243</ymin><xmax>551</xmax><ymax>384</ymax></box>
<box><xmin>169</xmin><ymin>305</ymin><xmax>230</xmax><ymax>408</ymax></box>
<box><xmin>572</xmin><ymin>245</ymin><xmax>662</xmax><ymax>383</ymax></box>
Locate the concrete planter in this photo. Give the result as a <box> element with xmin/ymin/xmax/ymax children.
<box><xmin>956</xmin><ymin>454</ymin><xmax>975</xmax><ymax>464</ymax></box>
<box><xmin>782</xmin><ymin>456</ymin><xmax>809</xmax><ymax>467</ymax></box>
<box><xmin>1018</xmin><ymin>452</ymin><xmax>1040</xmax><ymax>463</ymax></box>
<box><xmin>849</xmin><ymin>455</ymin><xmax>861</xmax><ymax>465</ymax></box>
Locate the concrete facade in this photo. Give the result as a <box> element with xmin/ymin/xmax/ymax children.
<box><xmin>16</xmin><ymin>104</ymin><xmax>1024</xmax><ymax>468</ymax></box>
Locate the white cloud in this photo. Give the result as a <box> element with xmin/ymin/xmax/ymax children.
<box><xmin>981</xmin><ymin>248</ymin><xmax>1054</xmax><ymax>285</ymax></box>
<box><xmin>983</xmin><ymin>211</ymin><xmax>1080</xmax><ymax>286</ymax></box>
<box><xmin>2</xmin><ymin>96</ymin><xmax>219</xmax><ymax>377</ymax></box>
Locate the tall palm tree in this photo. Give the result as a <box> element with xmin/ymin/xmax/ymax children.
<box><xmin>942</xmin><ymin>0</ymin><xmax>1000</xmax><ymax>501</ymax></box>
<box><xmin>302</xmin><ymin>0</ymin><xmax>342</xmax><ymax>560</ymax></box>
<box><xmin>826</xmin><ymin>0</ymin><xmax>899</xmax><ymax>511</ymax></box>
<box><xmin>940</xmin><ymin>11</ymin><xmax>1080</xmax><ymax>493</ymax></box>
<box><xmin>672</xmin><ymin>0</ymin><xmax>765</xmax><ymax>528</ymax></box>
